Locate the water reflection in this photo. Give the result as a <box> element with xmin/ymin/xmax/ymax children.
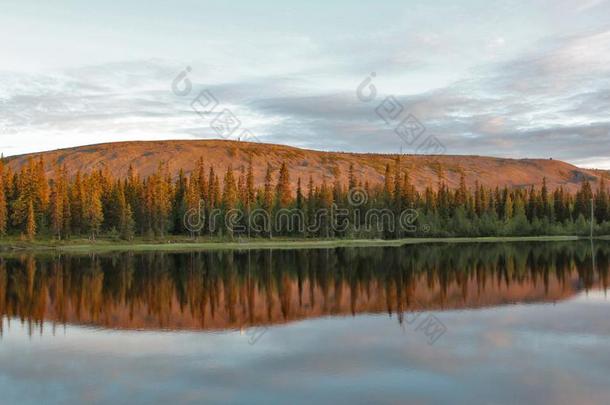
<box><xmin>0</xmin><ymin>242</ymin><xmax>608</xmax><ymax>334</ymax></box>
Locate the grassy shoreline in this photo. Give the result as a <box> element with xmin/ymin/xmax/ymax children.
<box><xmin>1</xmin><ymin>235</ymin><xmax>608</xmax><ymax>254</ymax></box>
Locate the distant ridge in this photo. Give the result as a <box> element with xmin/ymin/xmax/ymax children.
<box><xmin>4</xmin><ymin>139</ymin><xmax>603</xmax><ymax>192</ymax></box>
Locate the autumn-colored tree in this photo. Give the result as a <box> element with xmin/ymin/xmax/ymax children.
<box><xmin>595</xmin><ymin>176</ymin><xmax>609</xmax><ymax>223</ymax></box>
<box><xmin>503</xmin><ymin>192</ymin><xmax>513</xmax><ymax>221</ymax></box>
<box><xmin>246</xmin><ymin>161</ymin><xmax>255</xmax><ymax>210</ymax></box>
<box><xmin>11</xmin><ymin>159</ymin><xmax>36</xmax><ymax>234</ymax></box>
<box><xmin>50</xmin><ymin>165</ymin><xmax>69</xmax><ymax>239</ymax></box>
<box><xmin>196</xmin><ymin>157</ymin><xmax>208</xmax><ymax>203</ymax></box>
<box><xmin>319</xmin><ymin>179</ymin><xmax>333</xmax><ymax>237</ymax></box>
<box><xmin>34</xmin><ymin>157</ymin><xmax>50</xmax><ymax>215</ymax></box>
<box><xmin>1</xmin><ymin>156</ymin><xmax>609</xmax><ymax>241</ymax></box>
<box><xmin>0</xmin><ymin>162</ymin><xmax>6</xmax><ymax>236</ymax></box>
<box><xmin>237</xmin><ymin>167</ymin><xmax>246</xmax><ymax>207</ymax></box>
<box><xmin>207</xmin><ymin>166</ymin><xmax>222</xmax><ymax>209</ymax></box>
<box><xmin>393</xmin><ymin>156</ymin><xmax>402</xmax><ymax>209</ymax></box>
<box><xmin>383</xmin><ymin>164</ymin><xmax>393</xmax><ymax>200</ymax></box>
<box><xmin>296</xmin><ymin>177</ymin><xmax>303</xmax><ymax>210</ymax></box>
<box><xmin>149</xmin><ymin>164</ymin><xmax>172</xmax><ymax>236</ymax></box>
<box><xmin>83</xmin><ymin>175</ymin><xmax>104</xmax><ymax>239</ymax></box>
<box><xmin>25</xmin><ymin>200</ymin><xmax>36</xmax><ymax>240</ymax></box>
<box><xmin>222</xmin><ymin>165</ymin><xmax>238</xmax><ymax>209</ymax></box>
<box><xmin>455</xmin><ymin>170</ymin><xmax>467</xmax><ymax>207</ymax></box>
<box><xmin>276</xmin><ymin>162</ymin><xmax>291</xmax><ymax>208</ymax></box>
<box><xmin>263</xmin><ymin>163</ymin><xmax>273</xmax><ymax>211</ymax></box>
<box><xmin>171</xmin><ymin>169</ymin><xmax>188</xmax><ymax>233</ymax></box>
<box><xmin>574</xmin><ymin>180</ymin><xmax>593</xmax><ymax>220</ymax></box>
<box><xmin>116</xmin><ymin>183</ymin><xmax>135</xmax><ymax>240</ymax></box>
<box><xmin>70</xmin><ymin>172</ymin><xmax>85</xmax><ymax>234</ymax></box>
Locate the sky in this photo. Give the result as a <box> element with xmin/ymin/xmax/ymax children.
<box><xmin>1</xmin><ymin>0</ymin><xmax>609</xmax><ymax>168</ymax></box>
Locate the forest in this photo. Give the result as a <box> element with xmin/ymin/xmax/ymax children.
<box><xmin>0</xmin><ymin>155</ymin><xmax>609</xmax><ymax>241</ymax></box>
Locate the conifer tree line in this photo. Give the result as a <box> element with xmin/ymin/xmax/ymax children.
<box><xmin>0</xmin><ymin>156</ymin><xmax>609</xmax><ymax>240</ymax></box>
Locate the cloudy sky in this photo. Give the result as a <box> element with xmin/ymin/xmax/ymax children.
<box><xmin>1</xmin><ymin>0</ymin><xmax>609</xmax><ymax>168</ymax></box>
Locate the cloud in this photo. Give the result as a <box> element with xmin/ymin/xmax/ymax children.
<box><xmin>1</xmin><ymin>23</ymin><xmax>610</xmax><ymax>168</ymax></box>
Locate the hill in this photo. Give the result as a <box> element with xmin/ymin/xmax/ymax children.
<box><xmin>4</xmin><ymin>140</ymin><xmax>603</xmax><ymax>192</ymax></box>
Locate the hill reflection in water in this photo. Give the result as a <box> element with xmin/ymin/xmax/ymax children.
<box><xmin>1</xmin><ymin>242</ymin><xmax>608</xmax><ymax>334</ymax></box>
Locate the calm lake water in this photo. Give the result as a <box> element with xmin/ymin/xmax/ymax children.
<box><xmin>1</xmin><ymin>242</ymin><xmax>610</xmax><ymax>404</ymax></box>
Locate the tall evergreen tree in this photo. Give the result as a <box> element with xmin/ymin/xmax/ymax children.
<box><xmin>263</xmin><ymin>163</ymin><xmax>274</xmax><ymax>211</ymax></box>
<box><xmin>26</xmin><ymin>200</ymin><xmax>36</xmax><ymax>240</ymax></box>
<box><xmin>117</xmin><ymin>183</ymin><xmax>135</xmax><ymax>240</ymax></box>
<box><xmin>222</xmin><ymin>165</ymin><xmax>238</xmax><ymax>209</ymax></box>
<box><xmin>246</xmin><ymin>161</ymin><xmax>255</xmax><ymax>210</ymax></box>
<box><xmin>595</xmin><ymin>176</ymin><xmax>609</xmax><ymax>223</ymax></box>
<box><xmin>276</xmin><ymin>162</ymin><xmax>291</xmax><ymax>208</ymax></box>
<box><xmin>0</xmin><ymin>162</ymin><xmax>6</xmax><ymax>236</ymax></box>
<box><xmin>50</xmin><ymin>165</ymin><xmax>66</xmax><ymax>239</ymax></box>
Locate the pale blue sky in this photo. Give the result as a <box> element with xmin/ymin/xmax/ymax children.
<box><xmin>1</xmin><ymin>0</ymin><xmax>610</xmax><ymax>167</ymax></box>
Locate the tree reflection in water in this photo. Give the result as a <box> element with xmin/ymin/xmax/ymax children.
<box><xmin>0</xmin><ymin>242</ymin><xmax>608</xmax><ymax>335</ymax></box>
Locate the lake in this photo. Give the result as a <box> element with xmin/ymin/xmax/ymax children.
<box><xmin>1</xmin><ymin>241</ymin><xmax>609</xmax><ymax>404</ymax></box>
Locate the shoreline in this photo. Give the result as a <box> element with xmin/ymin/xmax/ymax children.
<box><xmin>1</xmin><ymin>235</ymin><xmax>608</xmax><ymax>254</ymax></box>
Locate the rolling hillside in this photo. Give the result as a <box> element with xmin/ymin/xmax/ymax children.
<box><xmin>4</xmin><ymin>140</ymin><xmax>603</xmax><ymax>192</ymax></box>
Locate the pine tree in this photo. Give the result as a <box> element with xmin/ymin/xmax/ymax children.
<box><xmin>213</xmin><ymin>172</ymin><xmax>221</xmax><ymax>208</ymax></box>
<box><xmin>50</xmin><ymin>165</ymin><xmax>65</xmax><ymax>239</ymax></box>
<box><xmin>185</xmin><ymin>173</ymin><xmax>202</xmax><ymax>236</ymax></box>
<box><xmin>540</xmin><ymin>177</ymin><xmax>550</xmax><ymax>218</ymax></box>
<box><xmin>70</xmin><ymin>172</ymin><xmax>85</xmax><ymax>234</ymax></box>
<box><xmin>332</xmin><ymin>166</ymin><xmax>343</xmax><ymax>205</ymax></box>
<box><xmin>393</xmin><ymin>156</ymin><xmax>402</xmax><ymax>209</ymax></box>
<box><xmin>503</xmin><ymin>193</ymin><xmax>513</xmax><ymax>221</ymax></box>
<box><xmin>594</xmin><ymin>176</ymin><xmax>608</xmax><ymax>223</ymax></box>
<box><xmin>276</xmin><ymin>162</ymin><xmax>291</xmax><ymax>208</ymax></box>
<box><xmin>455</xmin><ymin>170</ymin><xmax>467</xmax><ymax>207</ymax></box>
<box><xmin>306</xmin><ymin>176</ymin><xmax>315</xmax><ymax>230</ymax></box>
<box><xmin>575</xmin><ymin>180</ymin><xmax>593</xmax><ymax>219</ymax></box>
<box><xmin>0</xmin><ymin>162</ymin><xmax>7</xmax><ymax>236</ymax></box>
<box><xmin>172</xmin><ymin>169</ymin><xmax>188</xmax><ymax>233</ymax></box>
<box><xmin>125</xmin><ymin>165</ymin><xmax>143</xmax><ymax>233</ymax></box>
<box><xmin>383</xmin><ymin>163</ymin><xmax>393</xmax><ymax>200</ymax></box>
<box><xmin>196</xmin><ymin>157</ymin><xmax>208</xmax><ymax>203</ymax></box>
<box><xmin>263</xmin><ymin>163</ymin><xmax>273</xmax><ymax>211</ymax></box>
<box><xmin>222</xmin><ymin>165</ymin><xmax>238</xmax><ymax>209</ymax></box>
<box><xmin>117</xmin><ymin>184</ymin><xmax>135</xmax><ymax>240</ymax></box>
<box><xmin>246</xmin><ymin>161</ymin><xmax>255</xmax><ymax>210</ymax></box>
<box><xmin>474</xmin><ymin>181</ymin><xmax>482</xmax><ymax>216</ymax></box>
<box><xmin>153</xmin><ymin>164</ymin><xmax>172</xmax><ymax>236</ymax></box>
<box><xmin>237</xmin><ymin>167</ymin><xmax>246</xmax><ymax>207</ymax></box>
<box><xmin>34</xmin><ymin>157</ymin><xmax>50</xmax><ymax>214</ymax></box>
<box><xmin>26</xmin><ymin>200</ymin><xmax>36</xmax><ymax>240</ymax></box>
<box><xmin>296</xmin><ymin>178</ymin><xmax>303</xmax><ymax>210</ymax></box>
<box><xmin>208</xmin><ymin>166</ymin><xmax>217</xmax><ymax>208</ymax></box>
<box><xmin>84</xmin><ymin>176</ymin><xmax>104</xmax><ymax>240</ymax></box>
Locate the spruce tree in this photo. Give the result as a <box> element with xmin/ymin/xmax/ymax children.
<box><xmin>50</xmin><ymin>165</ymin><xmax>65</xmax><ymax>239</ymax></box>
<box><xmin>276</xmin><ymin>162</ymin><xmax>291</xmax><ymax>208</ymax></box>
<box><xmin>263</xmin><ymin>163</ymin><xmax>273</xmax><ymax>211</ymax></box>
<box><xmin>222</xmin><ymin>165</ymin><xmax>238</xmax><ymax>209</ymax></box>
<box><xmin>26</xmin><ymin>200</ymin><xmax>36</xmax><ymax>240</ymax></box>
<box><xmin>0</xmin><ymin>162</ymin><xmax>6</xmax><ymax>236</ymax></box>
<box><xmin>595</xmin><ymin>176</ymin><xmax>609</xmax><ymax>223</ymax></box>
<box><xmin>246</xmin><ymin>161</ymin><xmax>255</xmax><ymax>210</ymax></box>
<box><xmin>117</xmin><ymin>184</ymin><xmax>135</xmax><ymax>240</ymax></box>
